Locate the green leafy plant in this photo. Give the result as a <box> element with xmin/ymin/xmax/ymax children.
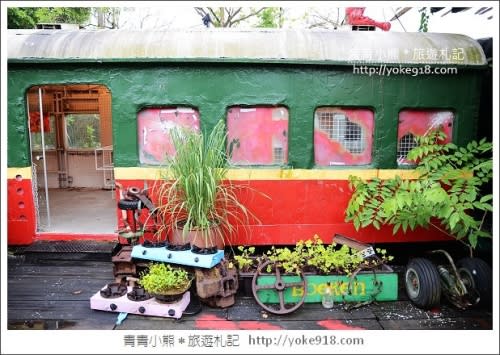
<box><xmin>234</xmin><ymin>246</ymin><xmax>259</xmax><ymax>272</ymax></box>
<box><xmin>346</xmin><ymin>129</ymin><xmax>492</xmax><ymax>248</ymax></box>
<box><xmin>139</xmin><ymin>263</ymin><xmax>192</xmax><ymax>295</ymax></box>
<box><xmin>154</xmin><ymin>119</ymin><xmax>258</xmax><ymax>248</ymax></box>
<box><xmin>305</xmin><ymin>239</ymin><xmax>365</xmax><ymax>275</ymax></box>
<box><xmin>266</xmin><ymin>245</ymin><xmax>307</xmax><ymax>274</ymax></box>
<box><xmin>236</xmin><ymin>235</ymin><xmax>392</xmax><ymax>275</ymax></box>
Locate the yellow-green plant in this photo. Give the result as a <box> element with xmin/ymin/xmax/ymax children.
<box><xmin>259</xmin><ymin>235</ymin><xmax>391</xmax><ymax>275</ymax></box>
<box><xmin>234</xmin><ymin>246</ymin><xmax>259</xmax><ymax>272</ymax></box>
<box><xmin>139</xmin><ymin>263</ymin><xmax>191</xmax><ymax>295</ymax></box>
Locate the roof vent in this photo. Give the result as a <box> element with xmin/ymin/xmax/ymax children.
<box><xmin>36</xmin><ymin>23</ymin><xmax>80</xmax><ymax>30</ymax></box>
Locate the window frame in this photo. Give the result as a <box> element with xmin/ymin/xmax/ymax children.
<box><xmin>226</xmin><ymin>105</ymin><xmax>289</xmax><ymax>166</ymax></box>
<box><xmin>313</xmin><ymin>106</ymin><xmax>375</xmax><ymax>167</ymax></box>
<box><xmin>397</xmin><ymin>109</ymin><xmax>455</xmax><ymax>166</ymax></box>
<box><xmin>137</xmin><ymin>106</ymin><xmax>201</xmax><ymax>165</ymax></box>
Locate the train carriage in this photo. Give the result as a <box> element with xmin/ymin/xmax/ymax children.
<box><xmin>6</xmin><ymin>29</ymin><xmax>487</xmax><ymax>248</ymax></box>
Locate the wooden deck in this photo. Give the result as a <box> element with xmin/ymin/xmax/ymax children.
<box><xmin>7</xmin><ymin>242</ymin><xmax>493</xmax><ymax>331</ymax></box>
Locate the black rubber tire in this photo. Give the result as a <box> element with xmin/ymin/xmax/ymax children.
<box><xmin>117</xmin><ymin>199</ymin><xmax>142</xmax><ymax>210</ymax></box>
<box><xmin>405</xmin><ymin>258</ymin><xmax>441</xmax><ymax>309</ymax></box>
<box><xmin>457</xmin><ymin>257</ymin><xmax>492</xmax><ymax>308</ymax></box>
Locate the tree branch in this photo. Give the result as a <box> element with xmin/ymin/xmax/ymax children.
<box><xmin>208</xmin><ymin>7</ymin><xmax>221</xmax><ymax>25</ymax></box>
<box><xmin>225</xmin><ymin>7</ymin><xmax>241</xmax><ymax>25</ymax></box>
<box><xmin>194</xmin><ymin>7</ymin><xmax>207</xmax><ymax>17</ymax></box>
<box><xmin>228</xmin><ymin>7</ymin><xmax>265</xmax><ymax>27</ymax></box>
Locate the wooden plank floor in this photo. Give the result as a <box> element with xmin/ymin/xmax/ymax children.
<box><xmin>7</xmin><ymin>249</ymin><xmax>493</xmax><ymax>331</ymax></box>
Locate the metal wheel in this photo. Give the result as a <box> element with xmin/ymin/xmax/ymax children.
<box><xmin>118</xmin><ymin>198</ymin><xmax>144</xmax><ymax>210</ymax></box>
<box><xmin>251</xmin><ymin>260</ymin><xmax>307</xmax><ymax>315</ymax></box>
<box><xmin>457</xmin><ymin>257</ymin><xmax>492</xmax><ymax>308</ymax></box>
<box><xmin>405</xmin><ymin>258</ymin><xmax>441</xmax><ymax>309</ymax></box>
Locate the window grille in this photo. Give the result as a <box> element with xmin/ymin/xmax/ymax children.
<box><xmin>397</xmin><ymin>110</ymin><xmax>454</xmax><ymax>166</ymax></box>
<box><xmin>397</xmin><ymin>133</ymin><xmax>418</xmax><ymax>164</ymax></box>
<box><xmin>317</xmin><ymin>112</ymin><xmax>366</xmax><ymax>154</ymax></box>
<box><xmin>273</xmin><ymin>147</ymin><xmax>284</xmax><ymax>164</ymax></box>
<box><xmin>314</xmin><ymin>107</ymin><xmax>373</xmax><ymax>166</ymax></box>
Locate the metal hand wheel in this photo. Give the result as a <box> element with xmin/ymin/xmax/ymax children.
<box><xmin>251</xmin><ymin>259</ymin><xmax>307</xmax><ymax>314</ymax></box>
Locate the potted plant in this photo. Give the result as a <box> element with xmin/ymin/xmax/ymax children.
<box><xmin>139</xmin><ymin>263</ymin><xmax>192</xmax><ymax>303</ymax></box>
<box><xmin>154</xmin><ymin>119</ymin><xmax>256</xmax><ymax>253</ymax></box>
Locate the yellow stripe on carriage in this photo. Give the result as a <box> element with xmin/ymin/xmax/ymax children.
<box><xmin>7</xmin><ymin>167</ymin><xmax>32</xmax><ymax>179</ymax></box>
<box><xmin>114</xmin><ymin>167</ymin><xmax>421</xmax><ymax>180</ymax></box>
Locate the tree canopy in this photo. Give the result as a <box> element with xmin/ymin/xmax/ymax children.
<box><xmin>7</xmin><ymin>7</ymin><xmax>92</xmax><ymax>29</ymax></box>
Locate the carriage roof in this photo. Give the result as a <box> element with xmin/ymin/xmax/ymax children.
<box><xmin>8</xmin><ymin>29</ymin><xmax>486</xmax><ymax>66</ymax></box>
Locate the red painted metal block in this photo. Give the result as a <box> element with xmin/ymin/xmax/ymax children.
<box><xmin>7</xmin><ymin>178</ymin><xmax>36</xmax><ymax>245</ymax></box>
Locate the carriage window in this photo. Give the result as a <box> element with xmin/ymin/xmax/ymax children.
<box><xmin>29</xmin><ymin>113</ymin><xmax>56</xmax><ymax>150</ymax></box>
<box><xmin>314</xmin><ymin>107</ymin><xmax>374</xmax><ymax>166</ymax></box>
<box><xmin>227</xmin><ymin>106</ymin><xmax>288</xmax><ymax>165</ymax></box>
<box><xmin>66</xmin><ymin>113</ymin><xmax>101</xmax><ymax>149</ymax></box>
<box><xmin>397</xmin><ymin>109</ymin><xmax>454</xmax><ymax>165</ymax></box>
<box><xmin>138</xmin><ymin>107</ymin><xmax>200</xmax><ymax>165</ymax></box>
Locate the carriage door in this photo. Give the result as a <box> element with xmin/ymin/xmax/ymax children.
<box><xmin>27</xmin><ymin>84</ymin><xmax>116</xmax><ymax>235</ymax></box>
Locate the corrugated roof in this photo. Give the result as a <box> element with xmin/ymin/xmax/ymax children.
<box><xmin>7</xmin><ymin>28</ymin><xmax>486</xmax><ymax>65</ymax></box>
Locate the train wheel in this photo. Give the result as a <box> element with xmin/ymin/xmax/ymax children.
<box><xmin>118</xmin><ymin>199</ymin><xmax>142</xmax><ymax>210</ymax></box>
<box><xmin>457</xmin><ymin>257</ymin><xmax>492</xmax><ymax>308</ymax></box>
<box><xmin>405</xmin><ymin>258</ymin><xmax>441</xmax><ymax>309</ymax></box>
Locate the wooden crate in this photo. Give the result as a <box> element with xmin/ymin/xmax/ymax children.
<box><xmin>255</xmin><ymin>272</ymin><xmax>398</xmax><ymax>303</ymax></box>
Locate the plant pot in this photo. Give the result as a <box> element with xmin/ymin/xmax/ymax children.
<box><xmin>152</xmin><ymin>292</ymin><xmax>185</xmax><ymax>303</ymax></box>
<box><xmin>142</xmin><ymin>240</ymin><xmax>168</xmax><ymax>248</ymax></box>
<box><xmin>151</xmin><ymin>279</ymin><xmax>192</xmax><ymax>303</ymax></box>
<box><xmin>172</xmin><ymin>223</ymin><xmax>224</xmax><ymax>251</ymax></box>
<box><xmin>170</xmin><ymin>224</ymin><xmax>192</xmax><ymax>247</ymax></box>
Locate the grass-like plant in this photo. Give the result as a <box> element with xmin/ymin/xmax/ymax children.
<box><xmin>154</xmin><ymin>119</ymin><xmax>257</xmax><ymax>248</ymax></box>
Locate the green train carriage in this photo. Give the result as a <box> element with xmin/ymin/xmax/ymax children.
<box><xmin>7</xmin><ymin>29</ymin><xmax>487</xmax><ymax>250</ymax></box>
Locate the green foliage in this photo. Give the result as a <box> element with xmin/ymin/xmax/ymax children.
<box><xmin>35</xmin><ymin>7</ymin><xmax>91</xmax><ymax>24</ymax></box>
<box><xmin>8</xmin><ymin>8</ymin><xmax>38</xmax><ymax>29</ymax></box>
<box><xmin>155</xmin><ymin>120</ymin><xmax>257</xmax><ymax>246</ymax></box>
<box><xmin>234</xmin><ymin>246</ymin><xmax>259</xmax><ymax>272</ymax></box>
<box><xmin>234</xmin><ymin>235</ymin><xmax>393</xmax><ymax>275</ymax></box>
<box><xmin>345</xmin><ymin>129</ymin><xmax>492</xmax><ymax>248</ymax></box>
<box><xmin>7</xmin><ymin>7</ymin><xmax>92</xmax><ymax>28</ymax></box>
<box><xmin>139</xmin><ymin>263</ymin><xmax>191</xmax><ymax>295</ymax></box>
<box><xmin>65</xmin><ymin>114</ymin><xmax>100</xmax><ymax>149</ymax></box>
<box><xmin>256</xmin><ymin>8</ymin><xmax>284</xmax><ymax>28</ymax></box>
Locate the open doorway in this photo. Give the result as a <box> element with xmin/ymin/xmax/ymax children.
<box><xmin>27</xmin><ymin>84</ymin><xmax>116</xmax><ymax>234</ymax></box>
